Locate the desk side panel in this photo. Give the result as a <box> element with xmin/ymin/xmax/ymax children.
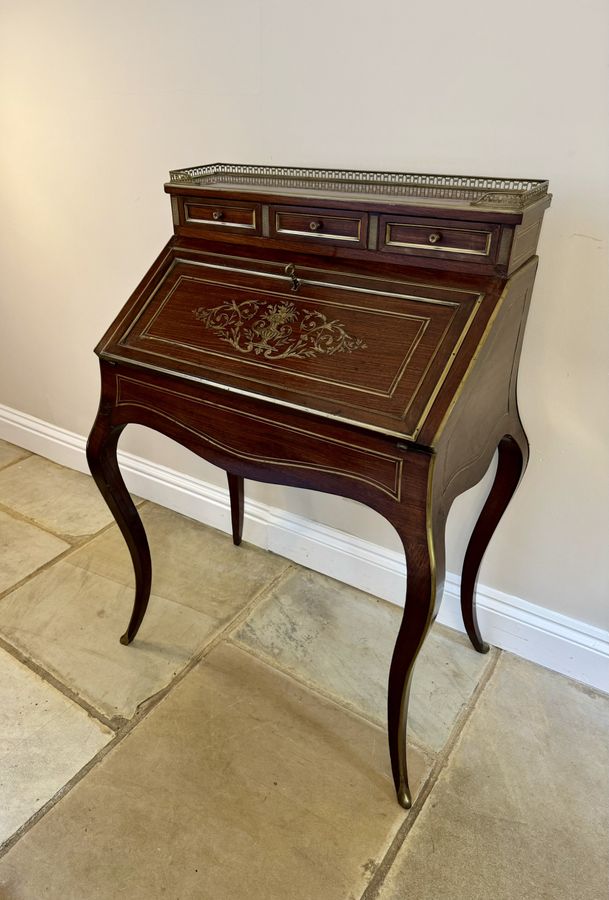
<box><xmin>428</xmin><ymin>258</ymin><xmax>539</xmax><ymax>504</ymax></box>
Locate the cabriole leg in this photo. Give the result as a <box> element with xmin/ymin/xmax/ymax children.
<box><xmin>86</xmin><ymin>411</ymin><xmax>151</xmax><ymax>645</ymax></box>
<box><xmin>460</xmin><ymin>427</ymin><xmax>529</xmax><ymax>653</ymax></box>
<box><xmin>387</xmin><ymin>478</ymin><xmax>446</xmax><ymax>809</ymax></box>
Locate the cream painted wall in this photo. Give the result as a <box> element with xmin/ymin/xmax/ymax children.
<box><xmin>1</xmin><ymin>0</ymin><xmax>607</xmax><ymax>629</ymax></box>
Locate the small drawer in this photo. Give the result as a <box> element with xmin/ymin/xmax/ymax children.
<box><xmin>270</xmin><ymin>205</ymin><xmax>368</xmax><ymax>248</ymax></box>
<box><xmin>379</xmin><ymin>215</ymin><xmax>499</xmax><ymax>263</ymax></box>
<box><xmin>182</xmin><ymin>198</ymin><xmax>261</xmax><ymax>234</ymax></box>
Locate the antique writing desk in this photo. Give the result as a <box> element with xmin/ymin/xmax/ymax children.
<box><xmin>87</xmin><ymin>164</ymin><xmax>550</xmax><ymax>808</ymax></box>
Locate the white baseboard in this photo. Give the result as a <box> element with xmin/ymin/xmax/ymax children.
<box><xmin>1</xmin><ymin>402</ymin><xmax>607</xmax><ymax>694</ymax></box>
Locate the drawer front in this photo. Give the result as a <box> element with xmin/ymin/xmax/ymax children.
<box><xmin>270</xmin><ymin>205</ymin><xmax>368</xmax><ymax>247</ymax></box>
<box><xmin>379</xmin><ymin>215</ymin><xmax>499</xmax><ymax>263</ymax></box>
<box><xmin>114</xmin><ymin>374</ymin><xmax>403</xmax><ymax>501</ymax></box>
<box><xmin>182</xmin><ymin>198</ymin><xmax>261</xmax><ymax>234</ymax></box>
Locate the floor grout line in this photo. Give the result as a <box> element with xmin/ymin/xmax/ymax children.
<box><xmin>0</xmin><ymin>451</ymin><xmax>505</xmax><ymax>885</ymax></box>
<box><xmin>225</xmin><ymin>635</ymin><xmax>437</xmax><ymax>761</ymax></box>
<box><xmin>0</xmin><ymin>634</ymin><xmax>123</xmax><ymax>732</ymax></box>
<box><xmin>0</xmin><ymin>498</ymin><xmax>149</xmax><ymax>604</ymax></box>
<box><xmin>226</xmin><ymin>626</ymin><xmax>495</xmax><ymax>763</ymax></box>
<box><xmin>0</xmin><ymin>498</ymin><xmax>85</xmax><ymax>547</ymax></box>
<box><xmin>358</xmin><ymin>646</ymin><xmax>502</xmax><ymax>900</ymax></box>
<box><xmin>0</xmin><ymin>559</ymin><xmax>296</xmax><ymax>860</ymax></box>
<box><xmin>0</xmin><ymin>489</ymin><xmax>147</xmax><ymax>547</ymax></box>
<box><xmin>0</xmin><ymin>450</ymin><xmax>32</xmax><ymax>472</ymax></box>
<box><xmin>0</xmin><ymin>489</ymin><xmax>286</xmax><ymax>730</ymax></box>
<box><xmin>227</xmin><ymin>635</ymin><xmax>386</xmax><ymax>733</ymax></box>
<box><xmin>0</xmin><ymin>494</ymin><xmax>153</xmax><ymax>716</ymax></box>
<box><xmin>126</xmin><ymin>561</ymin><xmax>296</xmax><ymax>723</ymax></box>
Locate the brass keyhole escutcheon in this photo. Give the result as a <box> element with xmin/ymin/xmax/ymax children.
<box><xmin>212</xmin><ymin>210</ymin><xmax>224</xmax><ymax>220</ymax></box>
<box><xmin>428</xmin><ymin>231</ymin><xmax>442</xmax><ymax>244</ymax></box>
<box><xmin>309</xmin><ymin>220</ymin><xmax>322</xmax><ymax>232</ymax></box>
<box><xmin>285</xmin><ymin>263</ymin><xmax>301</xmax><ymax>292</ymax></box>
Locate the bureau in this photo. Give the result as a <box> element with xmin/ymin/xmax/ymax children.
<box><xmin>87</xmin><ymin>163</ymin><xmax>551</xmax><ymax>808</ymax></box>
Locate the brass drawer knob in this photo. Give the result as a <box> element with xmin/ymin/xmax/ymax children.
<box><xmin>309</xmin><ymin>220</ymin><xmax>323</xmax><ymax>232</ymax></box>
<box><xmin>428</xmin><ymin>231</ymin><xmax>442</xmax><ymax>244</ymax></box>
<box><xmin>212</xmin><ymin>210</ymin><xmax>224</xmax><ymax>221</ymax></box>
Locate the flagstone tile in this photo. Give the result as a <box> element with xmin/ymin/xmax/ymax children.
<box><xmin>0</xmin><ymin>561</ymin><xmax>229</xmax><ymax>720</ymax></box>
<box><xmin>68</xmin><ymin>501</ymin><xmax>289</xmax><ymax>616</ymax></box>
<box><xmin>0</xmin><ymin>440</ymin><xmax>30</xmax><ymax>471</ymax></box>
<box><xmin>377</xmin><ymin>655</ymin><xmax>609</xmax><ymax>900</ymax></box>
<box><xmin>0</xmin><ymin>647</ymin><xmax>112</xmax><ymax>846</ymax></box>
<box><xmin>233</xmin><ymin>568</ymin><xmax>493</xmax><ymax>754</ymax></box>
<box><xmin>0</xmin><ymin>502</ymin><xmax>288</xmax><ymax>720</ymax></box>
<box><xmin>0</xmin><ymin>456</ymin><xmax>132</xmax><ymax>540</ymax></box>
<box><xmin>0</xmin><ymin>509</ymin><xmax>69</xmax><ymax>593</ymax></box>
<box><xmin>0</xmin><ymin>643</ymin><xmax>431</xmax><ymax>900</ymax></box>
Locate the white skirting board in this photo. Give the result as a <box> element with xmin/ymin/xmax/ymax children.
<box><xmin>1</xmin><ymin>401</ymin><xmax>607</xmax><ymax>694</ymax></box>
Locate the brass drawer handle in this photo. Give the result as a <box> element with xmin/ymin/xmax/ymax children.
<box><xmin>212</xmin><ymin>210</ymin><xmax>224</xmax><ymax>221</ymax></box>
<box><xmin>309</xmin><ymin>220</ymin><xmax>323</xmax><ymax>232</ymax></box>
<box><xmin>428</xmin><ymin>231</ymin><xmax>442</xmax><ymax>244</ymax></box>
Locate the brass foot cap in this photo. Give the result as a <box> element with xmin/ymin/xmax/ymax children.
<box><xmin>397</xmin><ymin>785</ymin><xmax>412</xmax><ymax>810</ymax></box>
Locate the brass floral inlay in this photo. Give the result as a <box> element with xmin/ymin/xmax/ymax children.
<box><xmin>192</xmin><ymin>299</ymin><xmax>366</xmax><ymax>360</ymax></box>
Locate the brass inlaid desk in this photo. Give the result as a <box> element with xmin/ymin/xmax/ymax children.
<box><xmin>87</xmin><ymin>164</ymin><xmax>550</xmax><ymax>807</ymax></box>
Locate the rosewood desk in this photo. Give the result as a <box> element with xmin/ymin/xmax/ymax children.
<box><xmin>87</xmin><ymin>164</ymin><xmax>551</xmax><ymax>808</ymax></box>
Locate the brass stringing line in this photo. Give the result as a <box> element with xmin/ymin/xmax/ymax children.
<box><xmin>131</xmin><ymin>276</ymin><xmax>183</xmax><ymax>340</ymax></box>
<box><xmin>134</xmin><ymin>335</ymin><xmax>403</xmax><ymax>400</ymax></box>
<box><xmin>274</xmin><ymin>229</ymin><xmax>359</xmax><ymax>242</ymax></box>
<box><xmin>173</xmin><ymin>244</ymin><xmax>483</xmax><ymax>296</ymax></box>
<box><xmin>115</xmin><ymin>377</ymin><xmax>402</xmax><ymax>499</ymax></box>
<box><xmin>137</xmin><ymin>319</ymin><xmax>428</xmax><ymax>404</ymax></box>
<box><xmin>104</xmin><ymin>253</ymin><xmax>484</xmax><ymax>442</ymax></box>
<box><xmin>119</xmin><ymin>402</ymin><xmax>399</xmax><ymax>498</ymax></box>
<box><xmin>138</xmin><ymin>276</ymin><xmax>433</xmax><ymax>401</ymax></box>
<box><xmin>275</xmin><ymin>211</ymin><xmax>362</xmax><ymax>241</ymax></box>
<box><xmin>275</xmin><ymin>211</ymin><xmax>363</xmax><ymax>223</ymax></box>
<box><xmin>105</xmin><ymin>248</ymin><xmax>175</xmax><ymax>348</ymax></box>
<box><xmin>429</xmin><ymin>258</ymin><xmax>536</xmax><ymax>447</ymax></box>
<box><xmin>114</xmin><ymin>339</ymin><xmax>427</xmax><ymax>418</ymax></box>
<box><xmin>384</xmin><ymin>223</ymin><xmax>493</xmax><ymax>256</ymax></box>
<box><xmin>172</xmin><ymin>257</ymin><xmax>464</xmax><ymax>307</ymax></box>
<box><xmin>132</xmin><ymin>273</ymin><xmax>443</xmax><ymax>399</ymax></box>
<box><xmin>143</xmin><ymin>273</ymin><xmax>442</xmax><ymax>330</ymax></box>
<box><xmin>118</xmin><ymin>258</ymin><xmax>181</xmax><ymax>343</ymax></box>
<box><xmin>417</xmin><ymin>290</ymin><xmax>487</xmax><ymax>442</ymax></box>
<box><xmin>396</xmin><ymin>305</ymin><xmax>463</xmax><ymax>423</ymax></box>
<box><xmin>116</xmin><ymin>375</ymin><xmax>401</xmax><ymax>464</ymax></box>
<box><xmin>110</xmin><ymin>286</ymin><xmax>480</xmax><ymax>440</ymax></box>
<box><xmin>383</xmin><ymin>320</ymin><xmax>429</xmax><ymax>398</ymax></box>
<box><xmin>105</xmin><ymin>351</ymin><xmax>419</xmax><ymax>441</ymax></box>
<box><xmin>185</xmin><ymin>203</ymin><xmax>257</xmax><ymax>229</ymax></box>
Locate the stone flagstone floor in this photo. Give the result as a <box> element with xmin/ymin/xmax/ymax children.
<box><xmin>0</xmin><ymin>437</ymin><xmax>606</xmax><ymax>899</ymax></box>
